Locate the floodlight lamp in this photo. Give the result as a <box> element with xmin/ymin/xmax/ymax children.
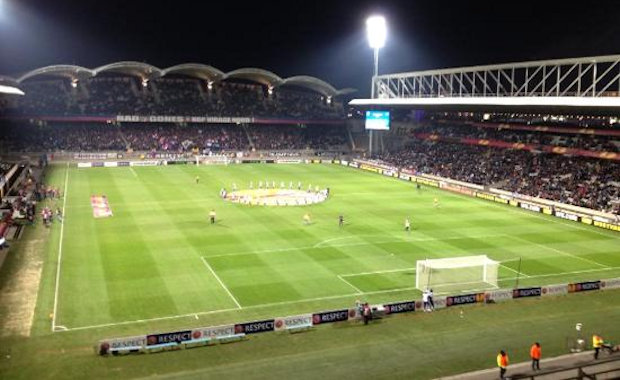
<box><xmin>71</xmin><ymin>79</ymin><xmax>78</xmax><ymax>88</ymax></box>
<box><xmin>366</xmin><ymin>15</ymin><xmax>386</xmax><ymax>49</ymax></box>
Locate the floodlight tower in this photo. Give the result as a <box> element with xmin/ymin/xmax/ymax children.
<box><xmin>366</xmin><ymin>15</ymin><xmax>386</xmax><ymax>156</ymax></box>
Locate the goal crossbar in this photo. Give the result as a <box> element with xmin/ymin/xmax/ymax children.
<box><xmin>416</xmin><ymin>255</ymin><xmax>499</xmax><ymax>291</ymax></box>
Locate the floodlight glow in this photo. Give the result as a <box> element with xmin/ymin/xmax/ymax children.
<box><xmin>366</xmin><ymin>16</ymin><xmax>386</xmax><ymax>49</ymax></box>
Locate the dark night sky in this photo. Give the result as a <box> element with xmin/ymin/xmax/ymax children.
<box><xmin>1</xmin><ymin>0</ymin><xmax>620</xmax><ymax>96</ymax></box>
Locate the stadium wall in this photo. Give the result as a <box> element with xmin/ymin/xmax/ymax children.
<box><xmin>0</xmin><ymin>114</ymin><xmax>345</xmax><ymax>125</ymax></box>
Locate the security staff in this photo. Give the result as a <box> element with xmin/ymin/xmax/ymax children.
<box><xmin>593</xmin><ymin>334</ymin><xmax>603</xmax><ymax>359</ymax></box>
<box><xmin>497</xmin><ymin>350</ymin><xmax>509</xmax><ymax>379</ymax></box>
<box><xmin>530</xmin><ymin>342</ymin><xmax>541</xmax><ymax>370</ymax></box>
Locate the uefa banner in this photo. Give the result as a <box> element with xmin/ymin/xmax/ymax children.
<box><xmin>234</xmin><ymin>319</ymin><xmax>275</xmax><ymax>334</ymax></box>
<box><xmin>146</xmin><ymin>330</ymin><xmax>193</xmax><ymax>346</ymax></box>
<box><xmin>568</xmin><ymin>281</ymin><xmax>601</xmax><ymax>293</ymax></box>
<box><xmin>312</xmin><ymin>309</ymin><xmax>349</xmax><ymax>325</ymax></box>
<box><xmin>416</xmin><ymin>296</ymin><xmax>447</xmax><ymax>310</ymax></box>
<box><xmin>512</xmin><ymin>287</ymin><xmax>542</xmax><ymax>299</ymax></box>
<box><xmin>601</xmin><ymin>278</ymin><xmax>620</xmax><ymax>290</ymax></box>
<box><xmin>485</xmin><ymin>289</ymin><xmax>512</xmax><ymax>303</ymax></box>
<box><xmin>383</xmin><ymin>300</ymin><xmax>416</xmax><ymax>315</ymax></box>
<box><xmin>190</xmin><ymin>324</ymin><xmax>236</xmax><ymax>340</ymax></box>
<box><xmin>542</xmin><ymin>284</ymin><xmax>569</xmax><ymax>297</ymax></box>
<box><xmin>98</xmin><ymin>335</ymin><xmax>147</xmax><ymax>351</ymax></box>
<box><xmin>274</xmin><ymin>314</ymin><xmax>313</xmax><ymax>332</ymax></box>
<box><xmin>446</xmin><ymin>293</ymin><xmax>485</xmax><ymax>307</ymax></box>
<box><xmin>414</xmin><ymin>177</ymin><xmax>440</xmax><ymax>188</ymax></box>
<box><xmin>130</xmin><ymin>160</ymin><xmax>165</xmax><ymax>167</ymax></box>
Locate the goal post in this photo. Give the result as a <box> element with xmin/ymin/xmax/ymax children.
<box><xmin>416</xmin><ymin>255</ymin><xmax>499</xmax><ymax>292</ymax></box>
<box><xmin>195</xmin><ymin>155</ymin><xmax>231</xmax><ymax>165</ymax></box>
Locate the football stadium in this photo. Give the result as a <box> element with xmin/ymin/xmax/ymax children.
<box><xmin>1</xmin><ymin>2</ymin><xmax>620</xmax><ymax>379</ymax></box>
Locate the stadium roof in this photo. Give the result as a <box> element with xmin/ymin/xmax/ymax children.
<box><xmin>0</xmin><ymin>76</ymin><xmax>25</xmax><ymax>95</ymax></box>
<box><xmin>17</xmin><ymin>64</ymin><xmax>95</xmax><ymax>82</ymax></box>
<box><xmin>94</xmin><ymin>61</ymin><xmax>162</xmax><ymax>80</ymax></box>
<box><xmin>9</xmin><ymin>62</ymin><xmax>355</xmax><ymax>97</ymax></box>
<box><xmin>223</xmin><ymin>68</ymin><xmax>283</xmax><ymax>87</ymax></box>
<box><xmin>349</xmin><ymin>96</ymin><xmax>620</xmax><ymax>114</ymax></box>
<box><xmin>161</xmin><ymin>63</ymin><xmax>225</xmax><ymax>82</ymax></box>
<box><xmin>282</xmin><ymin>76</ymin><xmax>357</xmax><ymax>97</ymax></box>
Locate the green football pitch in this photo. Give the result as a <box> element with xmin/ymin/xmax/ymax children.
<box><xmin>49</xmin><ymin>163</ymin><xmax>620</xmax><ymax>332</ymax></box>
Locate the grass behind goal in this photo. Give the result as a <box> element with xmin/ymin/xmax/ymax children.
<box><xmin>51</xmin><ymin>163</ymin><xmax>620</xmax><ymax>330</ymax></box>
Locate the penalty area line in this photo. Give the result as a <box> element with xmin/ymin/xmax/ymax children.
<box><xmin>341</xmin><ymin>267</ymin><xmax>417</xmax><ymax>277</ymax></box>
<box><xmin>54</xmin><ymin>266</ymin><xmax>620</xmax><ymax>333</ymax></box>
<box><xmin>54</xmin><ymin>286</ymin><xmax>425</xmax><ymax>332</ymax></box>
<box><xmin>499</xmin><ymin>263</ymin><xmax>531</xmax><ymax>278</ymax></box>
<box><xmin>200</xmin><ymin>257</ymin><xmax>242</xmax><ymax>309</ymax></box>
<box><xmin>337</xmin><ymin>275</ymin><xmax>363</xmax><ymax>294</ymax></box>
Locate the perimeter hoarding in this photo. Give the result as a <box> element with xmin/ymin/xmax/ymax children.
<box><xmin>234</xmin><ymin>319</ymin><xmax>275</xmax><ymax>334</ymax></box>
<box><xmin>312</xmin><ymin>309</ymin><xmax>349</xmax><ymax>325</ymax></box>
<box><xmin>274</xmin><ymin>314</ymin><xmax>313</xmax><ymax>332</ymax></box>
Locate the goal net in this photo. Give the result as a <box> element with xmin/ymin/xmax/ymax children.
<box><xmin>415</xmin><ymin>255</ymin><xmax>499</xmax><ymax>293</ymax></box>
<box><xmin>195</xmin><ymin>154</ymin><xmax>231</xmax><ymax>165</ymax></box>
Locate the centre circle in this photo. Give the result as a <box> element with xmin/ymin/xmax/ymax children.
<box><xmin>224</xmin><ymin>189</ymin><xmax>328</xmax><ymax>206</ymax></box>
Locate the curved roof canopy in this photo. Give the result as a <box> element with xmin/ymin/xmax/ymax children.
<box><xmin>11</xmin><ymin>62</ymin><xmax>355</xmax><ymax>96</ymax></box>
<box><xmin>162</xmin><ymin>63</ymin><xmax>224</xmax><ymax>82</ymax></box>
<box><xmin>94</xmin><ymin>61</ymin><xmax>162</xmax><ymax>80</ymax></box>
<box><xmin>223</xmin><ymin>68</ymin><xmax>283</xmax><ymax>87</ymax></box>
<box><xmin>333</xmin><ymin>88</ymin><xmax>358</xmax><ymax>97</ymax></box>
<box><xmin>18</xmin><ymin>64</ymin><xmax>95</xmax><ymax>82</ymax></box>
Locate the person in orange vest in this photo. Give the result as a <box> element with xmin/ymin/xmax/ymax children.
<box><xmin>530</xmin><ymin>342</ymin><xmax>541</xmax><ymax>370</ymax></box>
<box><xmin>497</xmin><ymin>350</ymin><xmax>509</xmax><ymax>379</ymax></box>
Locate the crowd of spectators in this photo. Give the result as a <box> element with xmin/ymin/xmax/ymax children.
<box><xmin>5</xmin><ymin>167</ymin><xmax>39</xmax><ymax>224</ymax></box>
<box><xmin>431</xmin><ymin>112</ymin><xmax>619</xmax><ymax>129</ymax></box>
<box><xmin>0</xmin><ymin>123</ymin><xmax>349</xmax><ymax>153</ymax></box>
<box><xmin>1</xmin><ymin>162</ymin><xmax>12</xmax><ymax>177</ymax></box>
<box><xmin>413</xmin><ymin>123</ymin><xmax>620</xmax><ymax>152</ymax></box>
<box><xmin>379</xmin><ymin>140</ymin><xmax>620</xmax><ymax>214</ymax></box>
<box><xmin>0</xmin><ymin>123</ymin><xmax>127</xmax><ymax>152</ymax></box>
<box><xmin>123</xmin><ymin>124</ymin><xmax>248</xmax><ymax>152</ymax></box>
<box><xmin>9</xmin><ymin>77</ymin><xmax>345</xmax><ymax>119</ymax></box>
<box><xmin>249</xmin><ymin>125</ymin><xmax>348</xmax><ymax>151</ymax></box>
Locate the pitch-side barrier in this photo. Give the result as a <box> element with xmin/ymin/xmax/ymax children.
<box><xmin>96</xmin><ymin>278</ymin><xmax>620</xmax><ymax>356</ymax></box>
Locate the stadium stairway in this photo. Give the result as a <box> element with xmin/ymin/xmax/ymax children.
<box><xmin>242</xmin><ymin>124</ymin><xmax>256</xmax><ymax>151</ymax></box>
<box><xmin>435</xmin><ymin>350</ymin><xmax>620</xmax><ymax>380</ymax></box>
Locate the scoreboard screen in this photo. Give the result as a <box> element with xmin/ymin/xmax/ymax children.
<box><xmin>365</xmin><ymin>111</ymin><xmax>390</xmax><ymax>130</ymax></box>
